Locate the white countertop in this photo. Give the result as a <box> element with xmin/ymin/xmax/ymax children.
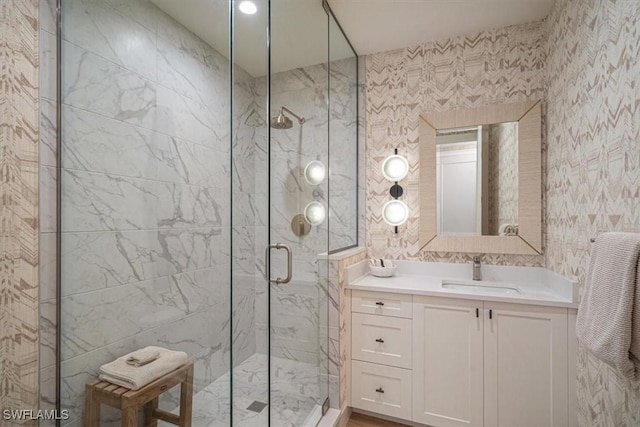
<box><xmin>346</xmin><ymin>260</ymin><xmax>579</xmax><ymax>309</ymax></box>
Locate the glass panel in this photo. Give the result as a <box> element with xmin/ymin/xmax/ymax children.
<box><xmin>59</xmin><ymin>0</ymin><xmax>231</xmax><ymax>424</ymax></box>
<box><xmin>231</xmin><ymin>0</ymin><xmax>270</xmax><ymax>425</ymax></box>
<box><xmin>329</xmin><ymin>14</ymin><xmax>358</xmax><ymax>252</ymax></box>
<box><xmin>269</xmin><ymin>0</ymin><xmax>330</xmax><ymax>424</ymax></box>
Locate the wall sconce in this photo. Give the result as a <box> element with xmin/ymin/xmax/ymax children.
<box><xmin>291</xmin><ymin>201</ymin><xmax>326</xmax><ymax>237</ymax></box>
<box><xmin>382</xmin><ymin>200</ymin><xmax>409</xmax><ymax>227</ymax></box>
<box><xmin>304</xmin><ymin>201</ymin><xmax>326</xmax><ymax>226</ymax></box>
<box><xmin>381</xmin><ymin>149</ymin><xmax>409</xmax><ymax>233</ymax></box>
<box><xmin>304</xmin><ymin>160</ymin><xmax>326</xmax><ymax>186</ymax></box>
<box><xmin>291</xmin><ymin>161</ymin><xmax>327</xmax><ymax>237</ymax></box>
<box><xmin>381</xmin><ymin>153</ymin><xmax>409</xmax><ymax>183</ymax></box>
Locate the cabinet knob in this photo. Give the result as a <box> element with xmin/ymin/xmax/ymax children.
<box><xmin>375</xmin><ymin>301</ymin><xmax>384</xmax><ymax>306</ymax></box>
<box><xmin>375</xmin><ymin>338</ymin><xmax>384</xmax><ymax>343</ymax></box>
<box><xmin>375</xmin><ymin>387</ymin><xmax>385</xmax><ymax>394</ymax></box>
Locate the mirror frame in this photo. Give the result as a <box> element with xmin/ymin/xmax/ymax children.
<box><xmin>419</xmin><ymin>100</ymin><xmax>542</xmax><ymax>255</ymax></box>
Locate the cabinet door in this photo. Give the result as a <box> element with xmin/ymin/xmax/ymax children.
<box><xmin>484</xmin><ymin>302</ymin><xmax>568</xmax><ymax>427</ymax></box>
<box><xmin>413</xmin><ymin>296</ymin><xmax>484</xmax><ymax>427</ymax></box>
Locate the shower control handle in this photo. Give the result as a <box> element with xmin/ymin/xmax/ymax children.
<box><xmin>375</xmin><ymin>388</ymin><xmax>384</xmax><ymax>394</ymax></box>
<box><xmin>265</xmin><ymin>244</ymin><xmax>293</xmax><ymax>284</ymax></box>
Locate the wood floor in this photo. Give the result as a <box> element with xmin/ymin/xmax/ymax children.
<box><xmin>346</xmin><ymin>412</ymin><xmax>410</xmax><ymax>427</ymax></box>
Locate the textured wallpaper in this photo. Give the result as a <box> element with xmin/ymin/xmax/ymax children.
<box><xmin>545</xmin><ymin>0</ymin><xmax>640</xmax><ymax>425</ymax></box>
<box><xmin>365</xmin><ymin>20</ymin><xmax>546</xmax><ymax>266</ymax></box>
<box><xmin>0</xmin><ymin>0</ymin><xmax>40</xmax><ymax>422</ymax></box>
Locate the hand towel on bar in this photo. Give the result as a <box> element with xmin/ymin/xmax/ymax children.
<box><xmin>126</xmin><ymin>347</ymin><xmax>160</xmax><ymax>367</ymax></box>
<box><xmin>576</xmin><ymin>232</ymin><xmax>640</xmax><ymax>379</ymax></box>
<box><xmin>99</xmin><ymin>346</ymin><xmax>188</xmax><ymax>390</ymax></box>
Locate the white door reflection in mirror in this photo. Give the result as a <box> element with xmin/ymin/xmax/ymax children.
<box><xmin>436</xmin><ymin>127</ymin><xmax>481</xmax><ymax>234</ymax></box>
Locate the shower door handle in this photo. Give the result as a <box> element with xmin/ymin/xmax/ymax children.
<box><xmin>265</xmin><ymin>243</ymin><xmax>293</xmax><ymax>284</ymax></box>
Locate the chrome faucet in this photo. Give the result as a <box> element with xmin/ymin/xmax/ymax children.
<box><xmin>472</xmin><ymin>256</ymin><xmax>482</xmax><ymax>281</ymax></box>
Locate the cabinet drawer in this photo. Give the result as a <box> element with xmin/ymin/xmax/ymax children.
<box><xmin>352</xmin><ymin>313</ymin><xmax>412</xmax><ymax>369</ymax></box>
<box><xmin>351</xmin><ymin>360</ymin><xmax>412</xmax><ymax>421</ymax></box>
<box><xmin>352</xmin><ymin>290</ymin><xmax>412</xmax><ymax>318</ymax></box>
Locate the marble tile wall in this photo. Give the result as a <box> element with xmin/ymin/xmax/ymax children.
<box><xmin>254</xmin><ymin>62</ymin><xmax>331</xmax><ymax>368</ymax></box>
<box><xmin>254</xmin><ymin>56</ymin><xmax>359</xmax><ymax>368</ymax></box>
<box><xmin>545</xmin><ymin>0</ymin><xmax>640</xmax><ymax>424</ymax></box>
<box><xmin>365</xmin><ymin>20</ymin><xmax>547</xmax><ymax>266</ymax></box>
<box><xmin>0</xmin><ymin>0</ymin><xmax>40</xmax><ymax>424</ymax></box>
<box><xmin>251</xmin><ymin>54</ymin><xmax>360</xmax><ymax>410</ymax></box>
<box><xmin>54</xmin><ymin>0</ymin><xmax>255</xmax><ymax>424</ymax></box>
<box><xmin>329</xmin><ymin>56</ymin><xmax>359</xmax><ymax>252</ymax></box>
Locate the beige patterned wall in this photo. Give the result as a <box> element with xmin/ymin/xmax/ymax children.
<box><xmin>365</xmin><ymin>20</ymin><xmax>546</xmax><ymax>266</ymax></box>
<box><xmin>545</xmin><ymin>0</ymin><xmax>640</xmax><ymax>424</ymax></box>
<box><xmin>0</xmin><ymin>0</ymin><xmax>40</xmax><ymax>421</ymax></box>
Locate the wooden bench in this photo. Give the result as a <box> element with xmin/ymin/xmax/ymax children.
<box><xmin>85</xmin><ymin>361</ymin><xmax>193</xmax><ymax>427</ymax></box>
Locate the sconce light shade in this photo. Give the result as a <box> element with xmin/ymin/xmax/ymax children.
<box><xmin>304</xmin><ymin>160</ymin><xmax>326</xmax><ymax>186</ymax></box>
<box><xmin>304</xmin><ymin>201</ymin><xmax>326</xmax><ymax>226</ymax></box>
<box><xmin>381</xmin><ymin>155</ymin><xmax>409</xmax><ymax>182</ymax></box>
<box><xmin>382</xmin><ymin>200</ymin><xmax>409</xmax><ymax>227</ymax></box>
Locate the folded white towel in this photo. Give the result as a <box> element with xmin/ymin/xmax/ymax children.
<box><xmin>99</xmin><ymin>346</ymin><xmax>188</xmax><ymax>390</ymax></box>
<box><xmin>576</xmin><ymin>232</ymin><xmax>640</xmax><ymax>379</ymax></box>
<box><xmin>126</xmin><ymin>347</ymin><xmax>160</xmax><ymax>367</ymax></box>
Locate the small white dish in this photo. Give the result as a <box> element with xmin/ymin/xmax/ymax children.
<box><xmin>370</xmin><ymin>263</ymin><xmax>397</xmax><ymax>278</ymax></box>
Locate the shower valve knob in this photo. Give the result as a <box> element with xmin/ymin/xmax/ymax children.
<box><xmin>375</xmin><ymin>338</ymin><xmax>384</xmax><ymax>343</ymax></box>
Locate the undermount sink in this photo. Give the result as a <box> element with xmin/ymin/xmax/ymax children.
<box><xmin>441</xmin><ymin>281</ymin><xmax>521</xmax><ymax>295</ymax></box>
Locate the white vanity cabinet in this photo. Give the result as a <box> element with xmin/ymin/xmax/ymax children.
<box><xmin>351</xmin><ymin>290</ymin><xmax>574</xmax><ymax>427</ymax></box>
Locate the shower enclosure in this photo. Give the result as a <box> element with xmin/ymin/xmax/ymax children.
<box><xmin>55</xmin><ymin>0</ymin><xmax>357</xmax><ymax>425</ymax></box>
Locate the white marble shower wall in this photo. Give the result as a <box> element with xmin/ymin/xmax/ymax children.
<box><xmin>249</xmin><ymin>55</ymin><xmax>359</xmax><ymax>412</ymax></box>
<box><xmin>329</xmin><ymin>56</ymin><xmax>359</xmax><ymax>252</ymax></box>
<box><xmin>57</xmin><ymin>0</ymin><xmax>256</xmax><ymax>424</ymax></box>
<box><xmin>252</xmin><ymin>63</ymin><xmax>330</xmax><ymax>369</ymax></box>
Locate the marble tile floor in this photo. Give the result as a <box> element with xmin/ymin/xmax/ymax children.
<box><xmin>160</xmin><ymin>353</ymin><xmax>324</xmax><ymax>427</ymax></box>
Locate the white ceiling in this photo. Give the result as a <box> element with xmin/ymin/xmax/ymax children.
<box><xmin>151</xmin><ymin>0</ymin><xmax>554</xmax><ymax>77</ymax></box>
<box><xmin>152</xmin><ymin>0</ymin><xmax>355</xmax><ymax>77</ymax></box>
<box><xmin>326</xmin><ymin>0</ymin><xmax>555</xmax><ymax>55</ymax></box>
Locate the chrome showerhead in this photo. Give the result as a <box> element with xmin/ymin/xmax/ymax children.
<box><xmin>270</xmin><ymin>106</ymin><xmax>305</xmax><ymax>129</ymax></box>
<box><xmin>270</xmin><ymin>111</ymin><xmax>293</xmax><ymax>129</ymax></box>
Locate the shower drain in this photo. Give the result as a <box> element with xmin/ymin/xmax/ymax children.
<box><xmin>247</xmin><ymin>401</ymin><xmax>268</xmax><ymax>413</ymax></box>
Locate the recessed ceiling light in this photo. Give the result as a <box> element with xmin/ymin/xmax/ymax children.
<box><xmin>239</xmin><ymin>1</ymin><xmax>257</xmax><ymax>15</ymax></box>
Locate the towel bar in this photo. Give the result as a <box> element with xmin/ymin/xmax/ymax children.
<box><xmin>85</xmin><ymin>361</ymin><xmax>193</xmax><ymax>427</ymax></box>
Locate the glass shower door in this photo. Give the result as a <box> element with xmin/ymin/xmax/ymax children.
<box><xmin>231</xmin><ymin>0</ymin><xmax>329</xmax><ymax>425</ymax></box>
<box><xmin>267</xmin><ymin>0</ymin><xmax>330</xmax><ymax>425</ymax></box>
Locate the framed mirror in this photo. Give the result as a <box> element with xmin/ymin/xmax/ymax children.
<box><xmin>419</xmin><ymin>101</ymin><xmax>542</xmax><ymax>255</ymax></box>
